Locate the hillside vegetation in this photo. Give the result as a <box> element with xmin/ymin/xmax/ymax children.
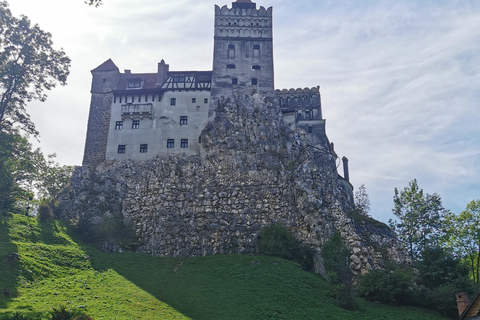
<box><xmin>0</xmin><ymin>214</ymin><xmax>449</xmax><ymax>320</ymax></box>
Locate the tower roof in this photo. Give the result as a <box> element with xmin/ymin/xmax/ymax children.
<box><xmin>91</xmin><ymin>58</ymin><xmax>119</xmax><ymax>72</ymax></box>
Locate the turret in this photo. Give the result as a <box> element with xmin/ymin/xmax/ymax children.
<box><xmin>82</xmin><ymin>59</ymin><xmax>120</xmax><ymax>167</ymax></box>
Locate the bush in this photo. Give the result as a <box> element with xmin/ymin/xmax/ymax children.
<box><xmin>357</xmin><ymin>263</ymin><xmax>417</xmax><ymax>305</ymax></box>
<box><xmin>75</xmin><ymin>213</ymin><xmax>137</xmax><ymax>252</ymax></box>
<box><xmin>321</xmin><ymin>232</ymin><xmax>356</xmax><ymax>309</ymax></box>
<box><xmin>37</xmin><ymin>200</ymin><xmax>54</xmax><ymax>222</ymax></box>
<box><xmin>258</xmin><ymin>223</ymin><xmax>314</xmax><ymax>270</ymax></box>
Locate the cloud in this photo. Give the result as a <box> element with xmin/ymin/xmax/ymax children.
<box><xmin>7</xmin><ymin>0</ymin><xmax>480</xmax><ymax>222</ymax></box>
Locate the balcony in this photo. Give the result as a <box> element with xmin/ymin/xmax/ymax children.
<box><xmin>121</xmin><ymin>103</ymin><xmax>153</xmax><ymax>119</ymax></box>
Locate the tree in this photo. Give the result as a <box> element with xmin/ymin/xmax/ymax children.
<box><xmin>445</xmin><ymin>200</ymin><xmax>480</xmax><ymax>284</ymax></box>
<box><xmin>389</xmin><ymin>179</ymin><xmax>448</xmax><ymax>261</ymax></box>
<box><xmin>86</xmin><ymin>0</ymin><xmax>102</xmax><ymax>7</ymax></box>
<box><xmin>0</xmin><ymin>1</ymin><xmax>70</xmax><ymax>137</ymax></box>
<box><xmin>0</xmin><ymin>131</ymin><xmax>39</xmax><ymax>214</ymax></box>
<box><xmin>354</xmin><ymin>184</ymin><xmax>371</xmax><ymax>216</ymax></box>
<box><xmin>35</xmin><ymin>154</ymin><xmax>74</xmax><ymax>205</ymax></box>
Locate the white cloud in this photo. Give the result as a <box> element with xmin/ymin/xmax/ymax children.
<box><xmin>7</xmin><ymin>0</ymin><xmax>480</xmax><ymax>222</ymax></box>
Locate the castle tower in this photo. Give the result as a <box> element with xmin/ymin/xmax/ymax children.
<box><xmin>82</xmin><ymin>59</ymin><xmax>120</xmax><ymax>167</ymax></box>
<box><xmin>211</xmin><ymin>0</ymin><xmax>274</xmax><ymax>104</ymax></box>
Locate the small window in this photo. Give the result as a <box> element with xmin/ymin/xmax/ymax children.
<box><xmin>228</xmin><ymin>44</ymin><xmax>235</xmax><ymax>49</ymax></box>
<box><xmin>253</xmin><ymin>45</ymin><xmax>260</xmax><ymax>50</ymax></box>
<box><xmin>252</xmin><ymin>65</ymin><xmax>261</xmax><ymax>70</ymax></box>
<box><xmin>132</xmin><ymin>120</ymin><xmax>140</xmax><ymax>129</ymax></box>
<box><xmin>204</xmin><ymin>98</ymin><xmax>208</xmax><ymax>103</ymax></box>
<box><xmin>115</xmin><ymin>121</ymin><xmax>123</xmax><ymax>130</ymax></box>
<box><xmin>308</xmin><ymin>126</ymin><xmax>313</xmax><ymax>133</ymax></box>
<box><xmin>227</xmin><ymin>64</ymin><xmax>236</xmax><ymax>69</ymax></box>
<box><xmin>180</xmin><ymin>116</ymin><xmax>187</xmax><ymax>125</ymax></box>
<box><xmin>102</xmin><ymin>78</ymin><xmax>106</xmax><ymax>83</ymax></box>
<box><xmin>181</xmin><ymin>139</ymin><xmax>188</xmax><ymax>148</ymax></box>
<box><xmin>118</xmin><ymin>145</ymin><xmax>126</xmax><ymax>154</ymax></box>
<box><xmin>167</xmin><ymin>139</ymin><xmax>174</xmax><ymax>148</ymax></box>
<box><xmin>199</xmin><ymin>136</ymin><xmax>202</xmax><ymax>143</ymax></box>
<box><xmin>127</xmin><ymin>80</ymin><xmax>141</xmax><ymax>88</ymax></box>
<box><xmin>251</xmin><ymin>78</ymin><xmax>258</xmax><ymax>85</ymax></box>
<box><xmin>140</xmin><ymin>144</ymin><xmax>148</xmax><ymax>153</ymax></box>
<box><xmin>170</xmin><ymin>98</ymin><xmax>176</xmax><ymax>106</ymax></box>
<box><xmin>192</xmin><ymin>98</ymin><xmax>196</xmax><ymax>103</ymax></box>
<box><xmin>232</xmin><ymin>78</ymin><xmax>238</xmax><ymax>85</ymax></box>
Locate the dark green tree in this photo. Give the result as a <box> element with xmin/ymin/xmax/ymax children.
<box><xmin>0</xmin><ymin>0</ymin><xmax>70</xmax><ymax>137</ymax></box>
<box><xmin>389</xmin><ymin>179</ymin><xmax>448</xmax><ymax>261</ymax></box>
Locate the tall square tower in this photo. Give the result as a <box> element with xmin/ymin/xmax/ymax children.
<box><xmin>211</xmin><ymin>0</ymin><xmax>274</xmax><ymax>101</ymax></box>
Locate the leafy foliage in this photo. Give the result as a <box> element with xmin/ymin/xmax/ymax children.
<box><xmin>257</xmin><ymin>222</ymin><xmax>314</xmax><ymax>270</ymax></box>
<box><xmin>354</xmin><ymin>184</ymin><xmax>371</xmax><ymax>216</ymax></box>
<box><xmin>321</xmin><ymin>232</ymin><xmax>355</xmax><ymax>310</ymax></box>
<box><xmin>0</xmin><ymin>1</ymin><xmax>70</xmax><ymax>137</ymax></box>
<box><xmin>444</xmin><ymin>200</ymin><xmax>480</xmax><ymax>283</ymax></box>
<box><xmin>389</xmin><ymin>179</ymin><xmax>448</xmax><ymax>261</ymax></box>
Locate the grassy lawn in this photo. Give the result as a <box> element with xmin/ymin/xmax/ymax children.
<box><xmin>0</xmin><ymin>214</ymin><xmax>449</xmax><ymax>320</ymax></box>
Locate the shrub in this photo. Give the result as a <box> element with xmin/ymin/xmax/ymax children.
<box><xmin>75</xmin><ymin>213</ymin><xmax>137</xmax><ymax>252</ymax></box>
<box><xmin>357</xmin><ymin>263</ymin><xmax>417</xmax><ymax>305</ymax></box>
<box><xmin>258</xmin><ymin>223</ymin><xmax>314</xmax><ymax>270</ymax></box>
<box><xmin>321</xmin><ymin>232</ymin><xmax>356</xmax><ymax>310</ymax></box>
<box><xmin>37</xmin><ymin>200</ymin><xmax>54</xmax><ymax>222</ymax></box>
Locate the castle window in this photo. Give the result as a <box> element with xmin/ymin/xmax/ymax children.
<box><xmin>127</xmin><ymin>80</ymin><xmax>141</xmax><ymax>88</ymax></box>
<box><xmin>140</xmin><ymin>144</ymin><xmax>148</xmax><ymax>153</ymax></box>
<box><xmin>253</xmin><ymin>45</ymin><xmax>260</xmax><ymax>50</ymax></box>
<box><xmin>180</xmin><ymin>116</ymin><xmax>187</xmax><ymax>125</ymax></box>
<box><xmin>228</xmin><ymin>44</ymin><xmax>235</xmax><ymax>59</ymax></box>
<box><xmin>145</xmin><ymin>95</ymin><xmax>148</xmax><ymax>102</ymax></box>
<box><xmin>181</xmin><ymin>139</ymin><xmax>188</xmax><ymax>148</ymax></box>
<box><xmin>119</xmin><ymin>96</ymin><xmax>122</xmax><ymax>103</ymax></box>
<box><xmin>251</xmin><ymin>78</ymin><xmax>258</xmax><ymax>85</ymax></box>
<box><xmin>132</xmin><ymin>120</ymin><xmax>140</xmax><ymax>129</ymax></box>
<box><xmin>252</xmin><ymin>65</ymin><xmax>261</xmax><ymax>70</ymax></box>
<box><xmin>227</xmin><ymin>64</ymin><xmax>236</xmax><ymax>69</ymax></box>
<box><xmin>308</xmin><ymin>126</ymin><xmax>313</xmax><ymax>133</ymax></box>
<box><xmin>118</xmin><ymin>145</ymin><xmax>126</xmax><ymax>154</ymax></box>
<box><xmin>115</xmin><ymin>121</ymin><xmax>123</xmax><ymax>130</ymax></box>
<box><xmin>102</xmin><ymin>78</ymin><xmax>106</xmax><ymax>83</ymax></box>
<box><xmin>199</xmin><ymin>136</ymin><xmax>202</xmax><ymax>143</ymax></box>
<box><xmin>192</xmin><ymin>98</ymin><xmax>196</xmax><ymax>103</ymax></box>
<box><xmin>167</xmin><ymin>139</ymin><xmax>174</xmax><ymax>148</ymax></box>
<box><xmin>170</xmin><ymin>98</ymin><xmax>176</xmax><ymax>106</ymax></box>
<box><xmin>232</xmin><ymin>78</ymin><xmax>238</xmax><ymax>85</ymax></box>
<box><xmin>204</xmin><ymin>98</ymin><xmax>208</xmax><ymax>103</ymax></box>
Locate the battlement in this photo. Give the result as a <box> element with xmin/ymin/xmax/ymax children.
<box><xmin>275</xmin><ymin>87</ymin><xmax>321</xmax><ymax>110</ymax></box>
<box><xmin>214</xmin><ymin>5</ymin><xmax>272</xmax><ymax>17</ymax></box>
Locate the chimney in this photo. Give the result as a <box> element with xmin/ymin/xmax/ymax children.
<box><xmin>124</xmin><ymin>69</ymin><xmax>131</xmax><ymax>74</ymax></box>
<box><xmin>456</xmin><ymin>292</ymin><xmax>469</xmax><ymax>317</ymax></box>
<box><xmin>342</xmin><ymin>156</ymin><xmax>350</xmax><ymax>182</ymax></box>
<box><xmin>157</xmin><ymin>59</ymin><xmax>169</xmax><ymax>85</ymax></box>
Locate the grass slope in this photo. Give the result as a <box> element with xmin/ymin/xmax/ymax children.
<box><xmin>0</xmin><ymin>215</ymin><xmax>449</xmax><ymax>320</ymax></box>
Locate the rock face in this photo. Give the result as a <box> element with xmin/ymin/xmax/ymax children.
<box><xmin>60</xmin><ymin>93</ymin><xmax>409</xmax><ymax>276</ymax></box>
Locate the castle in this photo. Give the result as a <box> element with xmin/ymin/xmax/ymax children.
<box><xmin>64</xmin><ymin>0</ymin><xmax>409</xmax><ymax>274</ymax></box>
<box><xmin>82</xmin><ymin>0</ymin><xmax>345</xmax><ymax>190</ymax></box>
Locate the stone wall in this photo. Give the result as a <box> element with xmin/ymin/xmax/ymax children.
<box><xmin>61</xmin><ymin>92</ymin><xmax>409</xmax><ymax>276</ymax></box>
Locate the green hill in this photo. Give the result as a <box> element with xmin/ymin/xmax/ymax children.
<box><xmin>0</xmin><ymin>214</ymin><xmax>449</xmax><ymax>320</ymax></box>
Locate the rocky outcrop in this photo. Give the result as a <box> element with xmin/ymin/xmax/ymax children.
<box><xmin>59</xmin><ymin>93</ymin><xmax>409</xmax><ymax>276</ymax></box>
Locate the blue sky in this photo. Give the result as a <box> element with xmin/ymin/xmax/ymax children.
<box><xmin>8</xmin><ymin>0</ymin><xmax>480</xmax><ymax>223</ymax></box>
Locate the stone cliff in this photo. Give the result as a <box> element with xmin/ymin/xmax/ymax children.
<box><xmin>60</xmin><ymin>93</ymin><xmax>409</xmax><ymax>276</ymax></box>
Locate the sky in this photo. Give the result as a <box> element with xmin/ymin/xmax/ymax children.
<box><xmin>7</xmin><ymin>0</ymin><xmax>480</xmax><ymax>223</ymax></box>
